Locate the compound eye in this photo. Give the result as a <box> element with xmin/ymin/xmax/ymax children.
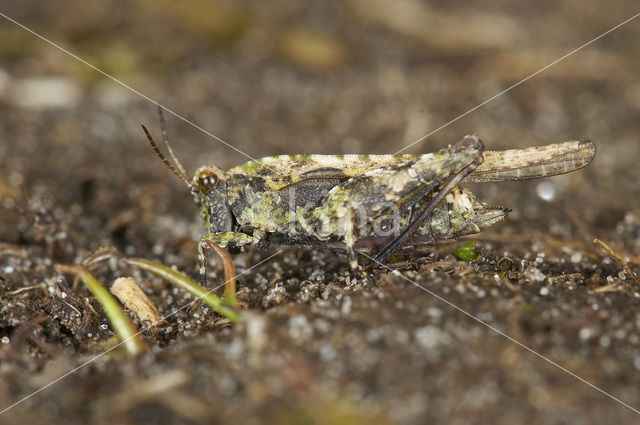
<box><xmin>197</xmin><ymin>170</ymin><xmax>218</xmax><ymax>194</ymax></box>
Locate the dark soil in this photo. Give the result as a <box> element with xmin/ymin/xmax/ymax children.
<box><xmin>1</xmin><ymin>1</ymin><xmax>640</xmax><ymax>424</ymax></box>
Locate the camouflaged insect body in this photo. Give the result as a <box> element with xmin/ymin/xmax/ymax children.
<box><xmin>143</xmin><ymin>108</ymin><xmax>594</xmax><ymax>271</ymax></box>
<box><xmin>191</xmin><ymin>135</ymin><xmax>511</xmax><ymax>265</ymax></box>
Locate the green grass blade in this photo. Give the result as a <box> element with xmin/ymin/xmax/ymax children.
<box><xmin>121</xmin><ymin>257</ymin><xmax>240</xmax><ymax>322</ymax></box>
<box><xmin>55</xmin><ymin>265</ymin><xmax>147</xmax><ymax>355</ymax></box>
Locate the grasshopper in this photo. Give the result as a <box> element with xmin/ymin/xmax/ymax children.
<box><xmin>142</xmin><ymin>111</ymin><xmax>595</xmax><ymax>280</ymax></box>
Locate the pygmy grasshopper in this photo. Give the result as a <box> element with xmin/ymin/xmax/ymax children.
<box><xmin>143</xmin><ymin>113</ymin><xmax>595</xmax><ymax>277</ymax></box>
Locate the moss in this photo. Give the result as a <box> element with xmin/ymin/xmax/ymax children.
<box><xmin>453</xmin><ymin>240</ymin><xmax>478</xmax><ymax>261</ymax></box>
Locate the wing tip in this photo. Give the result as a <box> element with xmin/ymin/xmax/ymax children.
<box><xmin>576</xmin><ymin>140</ymin><xmax>597</xmax><ymax>168</ymax></box>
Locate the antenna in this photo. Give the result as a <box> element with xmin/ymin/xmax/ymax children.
<box><xmin>142</xmin><ymin>124</ymin><xmax>191</xmax><ymax>187</ymax></box>
<box><xmin>157</xmin><ymin>106</ymin><xmax>189</xmax><ymax>180</ymax></box>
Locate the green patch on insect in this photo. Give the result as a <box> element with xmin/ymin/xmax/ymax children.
<box><xmin>143</xmin><ymin>108</ymin><xmax>596</xmax><ymax>283</ymax></box>
<box><xmin>453</xmin><ymin>240</ymin><xmax>478</xmax><ymax>262</ymax></box>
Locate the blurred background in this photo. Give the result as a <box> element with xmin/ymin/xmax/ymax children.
<box><xmin>1</xmin><ymin>1</ymin><xmax>640</xmax><ymax>424</ymax></box>
<box><xmin>0</xmin><ymin>1</ymin><xmax>639</xmax><ymax>219</ymax></box>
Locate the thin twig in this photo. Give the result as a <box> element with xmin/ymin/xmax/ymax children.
<box><xmin>593</xmin><ymin>238</ymin><xmax>640</xmax><ymax>286</ymax></box>
<box><xmin>594</xmin><ymin>284</ymin><xmax>631</xmax><ymax>295</ymax></box>
<box><xmin>5</xmin><ymin>285</ymin><xmax>41</xmax><ymax>296</ymax></box>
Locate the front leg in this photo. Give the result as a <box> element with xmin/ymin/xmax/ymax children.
<box><xmin>198</xmin><ymin>232</ymin><xmax>254</xmax><ymax>288</ymax></box>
